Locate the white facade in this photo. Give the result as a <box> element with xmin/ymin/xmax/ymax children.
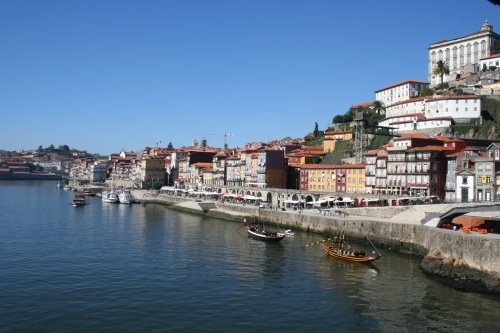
<box><xmin>379</xmin><ymin>95</ymin><xmax>481</xmax><ymax>133</ymax></box>
<box><xmin>375</xmin><ymin>80</ymin><xmax>429</xmax><ymax>107</ymax></box>
<box><xmin>380</xmin><ymin>117</ymin><xmax>453</xmax><ymax>134</ymax></box>
<box><xmin>428</xmin><ymin>21</ymin><xmax>500</xmax><ymax>86</ymax></box>
<box><xmin>384</xmin><ymin>96</ymin><xmax>481</xmax><ymax>120</ymax></box>
<box><xmin>425</xmin><ymin>96</ymin><xmax>481</xmax><ymax>120</ymax></box>
<box><xmin>90</xmin><ymin>161</ymin><xmax>108</xmax><ymax>182</ymax></box>
<box><xmin>456</xmin><ymin>171</ymin><xmax>475</xmax><ymax>202</ymax></box>
<box><xmin>477</xmin><ymin>54</ymin><xmax>500</xmax><ymax>71</ymax></box>
<box><xmin>385</xmin><ymin>98</ymin><xmax>426</xmax><ymax>118</ymax></box>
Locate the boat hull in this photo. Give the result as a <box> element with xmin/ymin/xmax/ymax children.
<box><xmin>247</xmin><ymin>228</ymin><xmax>285</xmax><ymax>242</ymax></box>
<box><xmin>321</xmin><ymin>243</ymin><xmax>380</xmax><ymax>263</ymax></box>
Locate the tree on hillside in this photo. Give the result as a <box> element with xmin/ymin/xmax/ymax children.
<box><xmin>433</xmin><ymin>60</ymin><xmax>450</xmax><ymax>87</ymax></box>
<box><xmin>372</xmin><ymin>100</ymin><xmax>385</xmax><ymax>115</ymax></box>
<box><xmin>419</xmin><ymin>87</ymin><xmax>434</xmax><ymax>97</ymax></box>
<box><xmin>313</xmin><ymin>122</ymin><xmax>319</xmax><ymax>138</ymax></box>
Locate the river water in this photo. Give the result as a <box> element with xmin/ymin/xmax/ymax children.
<box><xmin>0</xmin><ymin>181</ymin><xmax>498</xmax><ymax>332</ymax></box>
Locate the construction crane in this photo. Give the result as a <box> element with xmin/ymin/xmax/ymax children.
<box><xmin>197</xmin><ymin>132</ymin><xmax>234</xmax><ymax>149</ymax></box>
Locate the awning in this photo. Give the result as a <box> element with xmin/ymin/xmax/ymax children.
<box><xmin>452</xmin><ymin>215</ymin><xmax>485</xmax><ymax>228</ymax></box>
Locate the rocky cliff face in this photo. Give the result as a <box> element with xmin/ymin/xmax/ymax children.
<box><xmin>421</xmin><ymin>249</ymin><xmax>500</xmax><ymax>293</ymax></box>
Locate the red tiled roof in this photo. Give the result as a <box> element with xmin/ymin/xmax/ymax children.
<box><xmin>407</xmin><ymin>145</ymin><xmax>447</xmax><ymax>152</ymax></box>
<box><xmin>301</xmin><ymin>163</ymin><xmax>365</xmax><ymax>170</ymax></box>
<box><xmin>375</xmin><ymin>79</ymin><xmax>428</xmax><ymax>93</ymax></box>
<box><xmin>364</xmin><ymin>149</ymin><xmax>378</xmax><ymax>156</ymax></box>
<box><xmin>192</xmin><ymin>162</ymin><xmax>212</xmax><ymax>169</ymax></box>
<box><xmin>394</xmin><ymin>133</ymin><xmax>429</xmax><ymax>140</ymax></box>
<box><xmin>350</xmin><ymin>101</ymin><xmax>373</xmax><ymax>109</ymax></box>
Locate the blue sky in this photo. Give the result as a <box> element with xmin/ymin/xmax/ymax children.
<box><xmin>0</xmin><ymin>0</ymin><xmax>497</xmax><ymax>154</ymax></box>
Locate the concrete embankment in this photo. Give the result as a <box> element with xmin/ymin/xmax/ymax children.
<box><xmin>133</xmin><ymin>191</ymin><xmax>500</xmax><ymax>294</ymax></box>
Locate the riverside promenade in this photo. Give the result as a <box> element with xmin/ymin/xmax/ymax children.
<box><xmin>132</xmin><ymin>190</ymin><xmax>500</xmax><ymax>294</ymax></box>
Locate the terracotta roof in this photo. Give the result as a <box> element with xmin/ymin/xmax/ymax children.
<box><xmin>350</xmin><ymin>101</ymin><xmax>373</xmax><ymax>109</ymax></box>
<box><xmin>364</xmin><ymin>149</ymin><xmax>379</xmax><ymax>156</ymax></box>
<box><xmin>385</xmin><ymin>97</ymin><xmax>427</xmax><ymax>108</ymax></box>
<box><xmin>394</xmin><ymin>133</ymin><xmax>429</xmax><ymax>140</ymax></box>
<box><xmin>192</xmin><ymin>162</ymin><xmax>213</xmax><ymax>169</ymax></box>
<box><xmin>407</xmin><ymin>145</ymin><xmax>447</xmax><ymax>152</ymax></box>
<box><xmin>301</xmin><ymin>163</ymin><xmax>365</xmax><ymax>170</ymax></box>
<box><xmin>375</xmin><ymin>79</ymin><xmax>428</xmax><ymax>93</ymax></box>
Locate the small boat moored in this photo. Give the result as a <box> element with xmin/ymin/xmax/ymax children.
<box><xmin>72</xmin><ymin>193</ymin><xmax>85</xmax><ymax>207</ymax></box>
<box><xmin>118</xmin><ymin>190</ymin><xmax>134</xmax><ymax>204</ymax></box>
<box><xmin>102</xmin><ymin>190</ymin><xmax>119</xmax><ymax>203</ymax></box>
<box><xmin>304</xmin><ymin>230</ymin><xmax>381</xmax><ymax>263</ymax></box>
<box><xmin>244</xmin><ymin>218</ymin><xmax>285</xmax><ymax>242</ymax></box>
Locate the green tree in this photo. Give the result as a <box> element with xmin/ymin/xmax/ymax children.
<box><xmin>313</xmin><ymin>122</ymin><xmax>319</xmax><ymax>138</ymax></box>
<box><xmin>433</xmin><ymin>60</ymin><xmax>450</xmax><ymax>87</ymax></box>
<box><xmin>419</xmin><ymin>88</ymin><xmax>434</xmax><ymax>97</ymax></box>
<box><xmin>372</xmin><ymin>100</ymin><xmax>385</xmax><ymax>115</ymax></box>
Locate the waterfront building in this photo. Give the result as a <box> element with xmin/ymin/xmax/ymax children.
<box><xmin>364</xmin><ymin>150</ymin><xmax>377</xmax><ymax>194</ymax></box>
<box><xmin>189</xmin><ymin>162</ymin><xmax>212</xmax><ymax>187</ymax></box>
<box><xmin>89</xmin><ymin>161</ymin><xmax>108</xmax><ymax>182</ymax></box>
<box><xmin>369</xmin><ymin>134</ymin><xmax>460</xmax><ymax>198</ymax></box>
<box><xmin>444</xmin><ymin>139</ymin><xmax>476</xmax><ymax>202</ymax></box>
<box><xmin>487</xmin><ymin>142</ymin><xmax>500</xmax><ymax>161</ymax></box>
<box><xmin>210</xmin><ymin>150</ymin><xmax>227</xmax><ymax>186</ymax></box>
<box><xmin>428</xmin><ymin>20</ymin><xmax>500</xmax><ymax>86</ymax></box>
<box><xmin>255</xmin><ymin>149</ymin><xmax>285</xmax><ymax>188</ymax></box>
<box><xmin>456</xmin><ymin>168</ymin><xmax>475</xmax><ymax>202</ymax></box>
<box><xmin>300</xmin><ymin>164</ymin><xmax>338</xmax><ymax>193</ymax></box>
<box><xmin>406</xmin><ymin>145</ymin><xmax>447</xmax><ymax>198</ymax></box>
<box><xmin>69</xmin><ymin>158</ymin><xmax>97</xmax><ymax>181</ymax></box>
<box><xmin>346</xmin><ymin>165</ymin><xmax>365</xmax><ymax>194</ymax></box>
<box><xmin>474</xmin><ymin>156</ymin><xmax>496</xmax><ymax>201</ymax></box>
<box><xmin>140</xmin><ymin>157</ymin><xmax>166</xmax><ymax>188</ymax></box>
<box><xmin>375</xmin><ymin>79</ymin><xmax>429</xmax><ymax>107</ymax></box>
<box><xmin>299</xmin><ymin>164</ymin><xmax>363</xmax><ymax>194</ymax></box>
<box><xmin>174</xmin><ymin>147</ymin><xmax>217</xmax><ymax>188</ymax></box>
<box><xmin>225</xmin><ymin>155</ymin><xmax>245</xmax><ymax>187</ymax></box>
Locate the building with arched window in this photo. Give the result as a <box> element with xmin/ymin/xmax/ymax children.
<box><xmin>428</xmin><ymin>20</ymin><xmax>499</xmax><ymax>86</ymax></box>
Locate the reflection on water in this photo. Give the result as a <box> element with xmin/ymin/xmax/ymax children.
<box><xmin>0</xmin><ymin>181</ymin><xmax>499</xmax><ymax>333</ymax></box>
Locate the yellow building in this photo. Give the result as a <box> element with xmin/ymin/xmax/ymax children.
<box><xmin>300</xmin><ymin>163</ymin><xmax>365</xmax><ymax>194</ymax></box>
<box><xmin>301</xmin><ymin>164</ymin><xmax>338</xmax><ymax>192</ymax></box>
<box><xmin>323</xmin><ymin>128</ymin><xmax>354</xmax><ymax>153</ymax></box>
<box><xmin>140</xmin><ymin>157</ymin><xmax>166</xmax><ymax>187</ymax></box>
<box><xmin>346</xmin><ymin>164</ymin><xmax>366</xmax><ymax>194</ymax></box>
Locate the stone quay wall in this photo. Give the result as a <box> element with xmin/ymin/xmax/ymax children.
<box><xmin>134</xmin><ymin>192</ymin><xmax>500</xmax><ymax>293</ymax></box>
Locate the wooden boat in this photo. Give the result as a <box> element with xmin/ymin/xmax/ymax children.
<box><xmin>321</xmin><ymin>242</ymin><xmax>380</xmax><ymax>263</ymax></box>
<box><xmin>83</xmin><ymin>188</ymin><xmax>95</xmax><ymax>196</ymax></box>
<box><xmin>72</xmin><ymin>193</ymin><xmax>85</xmax><ymax>207</ymax></box>
<box><xmin>315</xmin><ymin>231</ymin><xmax>381</xmax><ymax>263</ymax></box>
<box><xmin>244</xmin><ymin>219</ymin><xmax>285</xmax><ymax>242</ymax></box>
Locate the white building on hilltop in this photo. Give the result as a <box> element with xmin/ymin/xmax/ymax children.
<box><xmin>375</xmin><ymin>79</ymin><xmax>429</xmax><ymax>107</ymax></box>
<box><xmin>379</xmin><ymin>95</ymin><xmax>481</xmax><ymax>134</ymax></box>
<box><xmin>428</xmin><ymin>20</ymin><xmax>500</xmax><ymax>86</ymax></box>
